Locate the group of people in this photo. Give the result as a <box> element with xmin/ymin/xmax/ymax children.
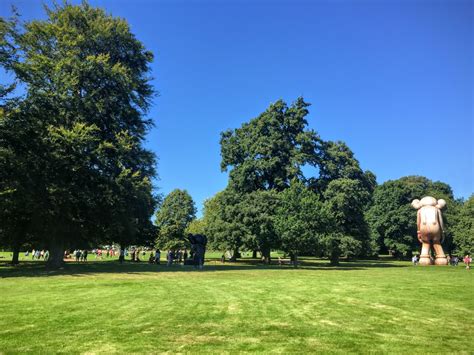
<box><xmin>70</xmin><ymin>249</ymin><xmax>89</xmax><ymax>262</ymax></box>
<box><xmin>166</xmin><ymin>249</ymin><xmax>189</xmax><ymax>266</ymax></box>
<box><xmin>26</xmin><ymin>249</ymin><xmax>49</xmax><ymax>260</ymax></box>
<box><xmin>411</xmin><ymin>254</ymin><xmax>471</xmax><ymax>269</ymax></box>
<box><xmin>448</xmin><ymin>254</ymin><xmax>471</xmax><ymax>269</ymax></box>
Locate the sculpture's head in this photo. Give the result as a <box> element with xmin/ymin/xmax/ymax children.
<box><xmin>411</xmin><ymin>196</ymin><xmax>446</xmax><ymax>210</ymax></box>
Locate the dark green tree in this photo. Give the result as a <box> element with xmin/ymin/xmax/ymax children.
<box><xmin>366</xmin><ymin>176</ymin><xmax>457</xmax><ymax>257</ymax></box>
<box><xmin>220</xmin><ymin>98</ymin><xmax>321</xmax><ymax>192</ymax></box>
<box><xmin>309</xmin><ymin>141</ymin><xmax>377</xmax><ymax>260</ymax></box>
<box><xmin>275</xmin><ymin>180</ymin><xmax>329</xmax><ymax>267</ymax></box>
<box><xmin>155</xmin><ymin>189</ymin><xmax>196</xmax><ymax>250</ymax></box>
<box><xmin>202</xmin><ymin>189</ymin><xmax>246</xmax><ymax>258</ymax></box>
<box><xmin>203</xmin><ymin>188</ymin><xmax>280</xmax><ymax>262</ymax></box>
<box><xmin>239</xmin><ymin>189</ymin><xmax>280</xmax><ymax>262</ymax></box>
<box><xmin>0</xmin><ymin>3</ymin><xmax>157</xmax><ymax>267</ymax></box>
<box><xmin>322</xmin><ymin>178</ymin><xmax>375</xmax><ymax>263</ymax></box>
<box><xmin>452</xmin><ymin>195</ymin><xmax>474</xmax><ymax>255</ymax></box>
<box><xmin>311</xmin><ymin>141</ymin><xmax>376</xmax><ymax>195</ymax></box>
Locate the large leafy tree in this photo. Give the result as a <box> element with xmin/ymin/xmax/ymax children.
<box><xmin>203</xmin><ymin>188</ymin><xmax>280</xmax><ymax>261</ymax></box>
<box><xmin>203</xmin><ymin>189</ymin><xmax>246</xmax><ymax>257</ymax></box>
<box><xmin>366</xmin><ymin>176</ymin><xmax>457</xmax><ymax>257</ymax></box>
<box><xmin>220</xmin><ymin>98</ymin><xmax>321</xmax><ymax>192</ymax></box>
<box><xmin>155</xmin><ymin>189</ymin><xmax>196</xmax><ymax>250</ymax></box>
<box><xmin>311</xmin><ymin>141</ymin><xmax>376</xmax><ymax>195</ymax></box>
<box><xmin>238</xmin><ymin>189</ymin><xmax>280</xmax><ymax>262</ymax></box>
<box><xmin>452</xmin><ymin>195</ymin><xmax>474</xmax><ymax>255</ymax></box>
<box><xmin>322</xmin><ymin>178</ymin><xmax>375</xmax><ymax>262</ymax></box>
<box><xmin>213</xmin><ymin>98</ymin><xmax>322</xmax><ymax>260</ymax></box>
<box><xmin>0</xmin><ymin>3</ymin><xmax>157</xmax><ymax>267</ymax></box>
<box><xmin>275</xmin><ymin>180</ymin><xmax>330</xmax><ymax>266</ymax></box>
<box><xmin>309</xmin><ymin>141</ymin><xmax>377</xmax><ymax>260</ymax></box>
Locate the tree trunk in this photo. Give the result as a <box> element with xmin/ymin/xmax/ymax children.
<box><xmin>330</xmin><ymin>251</ymin><xmax>340</xmax><ymax>266</ymax></box>
<box><xmin>229</xmin><ymin>248</ymin><xmax>239</xmax><ymax>262</ymax></box>
<box><xmin>292</xmin><ymin>253</ymin><xmax>298</xmax><ymax>268</ymax></box>
<box><xmin>261</xmin><ymin>248</ymin><xmax>271</xmax><ymax>264</ymax></box>
<box><xmin>46</xmin><ymin>240</ymin><xmax>65</xmax><ymax>269</ymax></box>
<box><xmin>11</xmin><ymin>244</ymin><xmax>20</xmax><ymax>265</ymax></box>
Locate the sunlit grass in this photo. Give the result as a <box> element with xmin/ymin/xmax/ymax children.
<box><xmin>0</xmin><ymin>255</ymin><xmax>472</xmax><ymax>353</ymax></box>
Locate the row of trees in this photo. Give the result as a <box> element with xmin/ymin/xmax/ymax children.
<box><xmin>0</xmin><ymin>3</ymin><xmax>158</xmax><ymax>267</ymax></box>
<box><xmin>154</xmin><ymin>99</ymin><xmax>473</xmax><ymax>265</ymax></box>
<box><xmin>1</xmin><ymin>3</ymin><xmax>472</xmax><ymax>268</ymax></box>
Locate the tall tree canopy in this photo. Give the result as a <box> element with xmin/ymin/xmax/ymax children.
<box><xmin>203</xmin><ymin>188</ymin><xmax>279</xmax><ymax>261</ymax></box>
<box><xmin>155</xmin><ymin>189</ymin><xmax>196</xmax><ymax>250</ymax></box>
<box><xmin>366</xmin><ymin>176</ymin><xmax>457</xmax><ymax>257</ymax></box>
<box><xmin>275</xmin><ymin>180</ymin><xmax>330</xmax><ymax>266</ymax></box>
<box><xmin>310</xmin><ymin>141</ymin><xmax>377</xmax><ymax>259</ymax></box>
<box><xmin>452</xmin><ymin>195</ymin><xmax>474</xmax><ymax>255</ymax></box>
<box><xmin>220</xmin><ymin>97</ymin><xmax>321</xmax><ymax>192</ymax></box>
<box><xmin>203</xmin><ymin>189</ymin><xmax>246</xmax><ymax>257</ymax></box>
<box><xmin>0</xmin><ymin>3</ymin><xmax>157</xmax><ymax>266</ymax></box>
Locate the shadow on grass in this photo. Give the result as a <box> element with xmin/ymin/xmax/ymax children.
<box><xmin>0</xmin><ymin>257</ymin><xmax>408</xmax><ymax>278</ymax></box>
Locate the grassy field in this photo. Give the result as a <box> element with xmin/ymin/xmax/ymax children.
<box><xmin>0</xmin><ymin>254</ymin><xmax>472</xmax><ymax>353</ymax></box>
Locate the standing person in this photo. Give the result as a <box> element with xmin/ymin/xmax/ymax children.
<box><xmin>119</xmin><ymin>248</ymin><xmax>125</xmax><ymax>264</ymax></box>
<box><xmin>44</xmin><ymin>250</ymin><xmax>49</xmax><ymax>261</ymax></box>
<box><xmin>464</xmin><ymin>255</ymin><xmax>471</xmax><ymax>270</ymax></box>
<box><xmin>412</xmin><ymin>255</ymin><xmax>418</xmax><ymax>266</ymax></box>
<box><xmin>148</xmin><ymin>252</ymin><xmax>155</xmax><ymax>264</ymax></box>
<box><xmin>167</xmin><ymin>250</ymin><xmax>174</xmax><ymax>266</ymax></box>
<box><xmin>131</xmin><ymin>249</ymin><xmax>136</xmax><ymax>262</ymax></box>
<box><xmin>35</xmin><ymin>250</ymin><xmax>40</xmax><ymax>260</ymax></box>
<box><xmin>155</xmin><ymin>249</ymin><xmax>161</xmax><ymax>264</ymax></box>
<box><xmin>75</xmin><ymin>249</ymin><xmax>81</xmax><ymax>262</ymax></box>
<box><xmin>183</xmin><ymin>249</ymin><xmax>188</xmax><ymax>261</ymax></box>
<box><xmin>177</xmin><ymin>250</ymin><xmax>183</xmax><ymax>263</ymax></box>
<box><xmin>31</xmin><ymin>249</ymin><xmax>35</xmax><ymax>260</ymax></box>
<box><xmin>135</xmin><ymin>249</ymin><xmax>141</xmax><ymax>262</ymax></box>
<box><xmin>83</xmin><ymin>250</ymin><xmax>88</xmax><ymax>262</ymax></box>
<box><xmin>40</xmin><ymin>250</ymin><xmax>45</xmax><ymax>259</ymax></box>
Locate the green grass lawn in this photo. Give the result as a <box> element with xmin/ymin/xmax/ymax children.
<box><xmin>0</xmin><ymin>254</ymin><xmax>472</xmax><ymax>353</ymax></box>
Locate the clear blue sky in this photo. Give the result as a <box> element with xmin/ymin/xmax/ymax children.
<box><xmin>2</xmin><ymin>0</ymin><xmax>473</xmax><ymax>215</ymax></box>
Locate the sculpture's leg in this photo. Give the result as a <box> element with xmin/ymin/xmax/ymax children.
<box><xmin>433</xmin><ymin>242</ymin><xmax>448</xmax><ymax>265</ymax></box>
<box><xmin>419</xmin><ymin>242</ymin><xmax>432</xmax><ymax>265</ymax></box>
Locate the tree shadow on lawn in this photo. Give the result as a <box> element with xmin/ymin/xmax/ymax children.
<box><xmin>0</xmin><ymin>258</ymin><xmax>408</xmax><ymax>278</ymax></box>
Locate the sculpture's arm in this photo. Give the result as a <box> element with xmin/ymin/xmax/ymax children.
<box><xmin>438</xmin><ymin>209</ymin><xmax>445</xmax><ymax>243</ymax></box>
<box><xmin>416</xmin><ymin>210</ymin><xmax>422</xmax><ymax>242</ymax></box>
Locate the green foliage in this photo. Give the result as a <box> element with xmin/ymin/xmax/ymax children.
<box><xmin>312</xmin><ymin>140</ymin><xmax>376</xmax><ymax>195</ymax></box>
<box><xmin>238</xmin><ymin>189</ymin><xmax>280</xmax><ymax>259</ymax></box>
<box><xmin>203</xmin><ymin>189</ymin><xmax>245</xmax><ymax>253</ymax></box>
<box><xmin>275</xmin><ymin>180</ymin><xmax>329</xmax><ymax>263</ymax></box>
<box><xmin>185</xmin><ymin>218</ymin><xmax>206</xmax><ymax>235</ymax></box>
<box><xmin>220</xmin><ymin>97</ymin><xmax>321</xmax><ymax>192</ymax></box>
<box><xmin>366</xmin><ymin>176</ymin><xmax>457</xmax><ymax>257</ymax></box>
<box><xmin>203</xmin><ymin>188</ymin><xmax>280</xmax><ymax>259</ymax></box>
<box><xmin>452</xmin><ymin>195</ymin><xmax>474</xmax><ymax>255</ymax></box>
<box><xmin>155</xmin><ymin>189</ymin><xmax>196</xmax><ymax>250</ymax></box>
<box><xmin>323</xmin><ymin>178</ymin><xmax>375</xmax><ymax>260</ymax></box>
<box><xmin>0</xmin><ymin>2</ymin><xmax>157</xmax><ymax>266</ymax></box>
<box><xmin>311</xmin><ymin>141</ymin><xmax>377</xmax><ymax>261</ymax></box>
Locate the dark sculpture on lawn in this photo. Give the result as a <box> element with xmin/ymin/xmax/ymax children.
<box><xmin>188</xmin><ymin>233</ymin><xmax>207</xmax><ymax>269</ymax></box>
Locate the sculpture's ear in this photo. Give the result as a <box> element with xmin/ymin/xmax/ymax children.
<box><xmin>436</xmin><ymin>199</ymin><xmax>446</xmax><ymax>209</ymax></box>
<box><xmin>411</xmin><ymin>199</ymin><xmax>422</xmax><ymax>209</ymax></box>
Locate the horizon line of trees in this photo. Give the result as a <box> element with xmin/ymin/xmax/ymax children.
<box><xmin>156</xmin><ymin>100</ymin><xmax>473</xmax><ymax>266</ymax></box>
<box><xmin>1</xmin><ymin>3</ymin><xmax>472</xmax><ymax>268</ymax></box>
